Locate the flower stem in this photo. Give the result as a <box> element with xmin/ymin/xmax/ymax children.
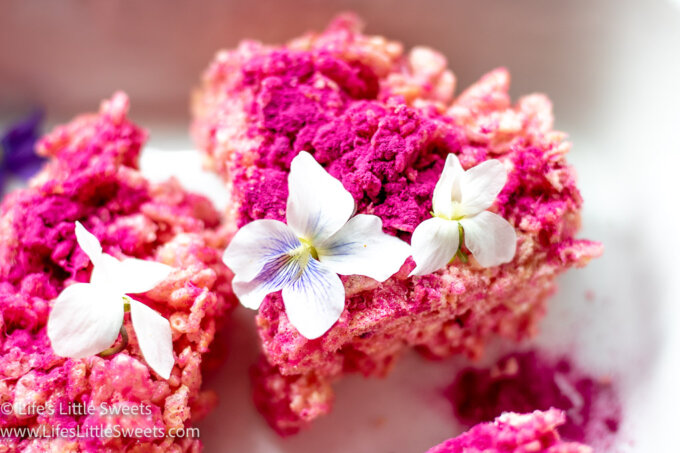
<box><xmin>449</xmin><ymin>222</ymin><xmax>469</xmax><ymax>264</ymax></box>
<box><xmin>455</xmin><ymin>248</ymin><xmax>469</xmax><ymax>263</ymax></box>
<box><xmin>99</xmin><ymin>325</ymin><xmax>129</xmax><ymax>357</ymax></box>
<box><xmin>458</xmin><ymin>223</ymin><xmax>470</xmax><ymax>262</ymax></box>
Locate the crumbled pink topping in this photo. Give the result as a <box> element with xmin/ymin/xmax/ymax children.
<box><xmin>425</xmin><ymin>409</ymin><xmax>592</xmax><ymax>453</ymax></box>
<box><xmin>446</xmin><ymin>350</ymin><xmax>621</xmax><ymax>444</ymax></box>
<box><xmin>0</xmin><ymin>93</ymin><xmax>236</xmax><ymax>451</ymax></box>
<box><xmin>192</xmin><ymin>14</ymin><xmax>602</xmax><ymax>434</ymax></box>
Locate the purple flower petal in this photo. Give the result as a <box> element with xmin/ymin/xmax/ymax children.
<box><xmin>1</xmin><ymin>110</ymin><xmax>46</xmax><ymax>180</ymax></box>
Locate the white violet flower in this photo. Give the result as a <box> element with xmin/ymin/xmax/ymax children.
<box><xmin>47</xmin><ymin>222</ymin><xmax>175</xmax><ymax>379</ymax></box>
<box><xmin>223</xmin><ymin>151</ymin><xmax>411</xmax><ymax>339</ymax></box>
<box><xmin>410</xmin><ymin>153</ymin><xmax>517</xmax><ymax>275</ymax></box>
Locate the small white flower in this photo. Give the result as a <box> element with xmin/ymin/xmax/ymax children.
<box><xmin>47</xmin><ymin>222</ymin><xmax>175</xmax><ymax>379</ymax></box>
<box><xmin>410</xmin><ymin>153</ymin><xmax>517</xmax><ymax>275</ymax></box>
<box><xmin>223</xmin><ymin>151</ymin><xmax>411</xmax><ymax>339</ymax></box>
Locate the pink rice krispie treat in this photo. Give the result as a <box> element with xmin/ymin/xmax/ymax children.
<box><xmin>0</xmin><ymin>93</ymin><xmax>236</xmax><ymax>451</ymax></box>
<box><xmin>426</xmin><ymin>409</ymin><xmax>592</xmax><ymax>453</ymax></box>
<box><xmin>192</xmin><ymin>15</ymin><xmax>602</xmax><ymax>434</ymax></box>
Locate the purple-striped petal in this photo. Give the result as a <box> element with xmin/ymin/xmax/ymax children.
<box><xmin>281</xmin><ymin>259</ymin><xmax>345</xmax><ymax>339</ymax></box>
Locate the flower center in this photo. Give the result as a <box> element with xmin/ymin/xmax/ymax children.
<box><xmin>299</xmin><ymin>237</ymin><xmax>320</xmax><ymax>260</ymax></box>
<box><xmin>449</xmin><ymin>201</ymin><xmax>466</xmax><ymax>221</ymax></box>
<box><xmin>435</xmin><ymin>201</ymin><xmax>466</xmax><ymax>222</ymax></box>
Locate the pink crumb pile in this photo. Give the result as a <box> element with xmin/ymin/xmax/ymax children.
<box><xmin>425</xmin><ymin>409</ymin><xmax>592</xmax><ymax>453</ymax></box>
<box><xmin>446</xmin><ymin>350</ymin><xmax>621</xmax><ymax>445</ymax></box>
<box><xmin>192</xmin><ymin>14</ymin><xmax>602</xmax><ymax>434</ymax></box>
<box><xmin>0</xmin><ymin>93</ymin><xmax>237</xmax><ymax>452</ymax></box>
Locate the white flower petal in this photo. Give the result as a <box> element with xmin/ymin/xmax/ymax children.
<box><xmin>75</xmin><ymin>221</ymin><xmax>103</xmax><ymax>264</ymax></box>
<box><xmin>409</xmin><ymin>217</ymin><xmax>460</xmax><ymax>276</ymax></box>
<box><xmin>223</xmin><ymin>219</ymin><xmax>300</xmax><ymax>283</ymax></box>
<box><xmin>317</xmin><ymin>214</ymin><xmax>411</xmax><ymax>282</ymax></box>
<box><xmin>432</xmin><ymin>153</ymin><xmax>464</xmax><ymax>218</ymax></box>
<box><xmin>47</xmin><ymin>283</ymin><xmax>124</xmax><ymax>359</ymax></box>
<box><xmin>232</xmin><ymin>251</ymin><xmax>307</xmax><ymax>310</ymax></box>
<box><xmin>286</xmin><ymin>151</ymin><xmax>355</xmax><ymax>243</ymax></box>
<box><xmin>231</xmin><ymin>274</ymin><xmax>275</xmax><ymax>310</ymax></box>
<box><xmin>114</xmin><ymin>258</ymin><xmax>174</xmax><ymax>294</ymax></box>
<box><xmin>460</xmin><ymin>159</ymin><xmax>507</xmax><ymax>216</ymax></box>
<box><xmin>281</xmin><ymin>259</ymin><xmax>345</xmax><ymax>339</ymax></box>
<box><xmin>459</xmin><ymin>211</ymin><xmax>517</xmax><ymax>267</ymax></box>
<box><xmin>90</xmin><ymin>254</ymin><xmax>120</xmax><ymax>291</ymax></box>
<box><xmin>91</xmin><ymin>254</ymin><xmax>173</xmax><ymax>295</ymax></box>
<box><xmin>129</xmin><ymin>298</ymin><xmax>175</xmax><ymax>379</ymax></box>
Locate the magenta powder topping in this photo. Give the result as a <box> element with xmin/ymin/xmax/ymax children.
<box><xmin>192</xmin><ymin>14</ymin><xmax>603</xmax><ymax>434</ymax></box>
<box><xmin>446</xmin><ymin>350</ymin><xmax>620</xmax><ymax>444</ymax></box>
<box><xmin>0</xmin><ymin>93</ymin><xmax>237</xmax><ymax>451</ymax></box>
<box><xmin>426</xmin><ymin>409</ymin><xmax>592</xmax><ymax>453</ymax></box>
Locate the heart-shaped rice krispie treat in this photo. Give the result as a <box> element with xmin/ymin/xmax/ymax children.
<box><xmin>0</xmin><ymin>93</ymin><xmax>237</xmax><ymax>451</ymax></box>
<box><xmin>192</xmin><ymin>14</ymin><xmax>602</xmax><ymax>434</ymax></box>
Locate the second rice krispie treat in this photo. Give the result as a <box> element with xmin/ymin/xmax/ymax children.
<box><xmin>0</xmin><ymin>93</ymin><xmax>237</xmax><ymax>451</ymax></box>
<box><xmin>192</xmin><ymin>15</ymin><xmax>602</xmax><ymax>434</ymax></box>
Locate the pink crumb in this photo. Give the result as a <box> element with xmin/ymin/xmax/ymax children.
<box><xmin>446</xmin><ymin>350</ymin><xmax>621</xmax><ymax>445</ymax></box>
<box><xmin>426</xmin><ymin>409</ymin><xmax>592</xmax><ymax>453</ymax></box>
